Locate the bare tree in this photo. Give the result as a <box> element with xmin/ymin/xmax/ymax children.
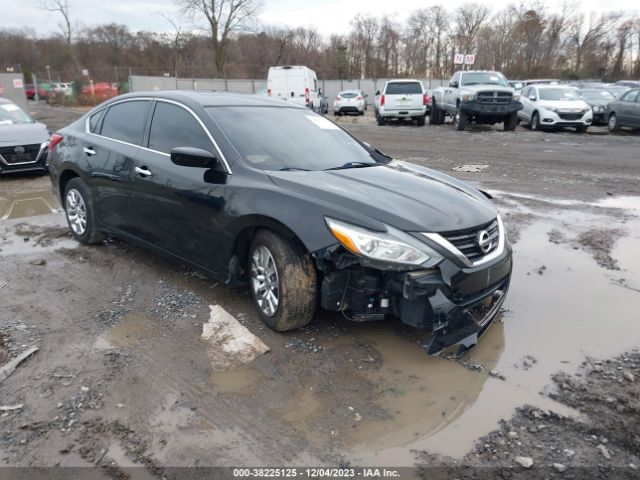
<box><xmin>178</xmin><ymin>0</ymin><xmax>262</xmax><ymax>76</ymax></box>
<box><xmin>568</xmin><ymin>10</ymin><xmax>619</xmax><ymax>72</ymax></box>
<box><xmin>41</xmin><ymin>0</ymin><xmax>73</xmax><ymax>45</ymax></box>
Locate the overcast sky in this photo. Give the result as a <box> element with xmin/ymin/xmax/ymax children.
<box><xmin>2</xmin><ymin>0</ymin><xmax>638</xmax><ymax>37</ymax></box>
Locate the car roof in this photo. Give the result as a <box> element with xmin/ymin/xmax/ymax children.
<box><xmin>100</xmin><ymin>91</ymin><xmax>307</xmax><ymax>109</ymax></box>
<box><xmin>0</xmin><ymin>97</ymin><xmax>14</xmax><ymax>105</ymax></box>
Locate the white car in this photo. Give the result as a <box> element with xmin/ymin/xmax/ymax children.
<box><xmin>52</xmin><ymin>82</ymin><xmax>73</xmax><ymax>96</ymax></box>
<box><xmin>333</xmin><ymin>90</ymin><xmax>365</xmax><ymax>116</ymax></box>
<box><xmin>375</xmin><ymin>80</ymin><xmax>428</xmax><ymax>126</ymax></box>
<box><xmin>518</xmin><ymin>85</ymin><xmax>592</xmax><ymax>132</ymax></box>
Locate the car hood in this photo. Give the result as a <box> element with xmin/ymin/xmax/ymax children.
<box><xmin>267</xmin><ymin>160</ymin><xmax>497</xmax><ymax>233</ymax></box>
<box><xmin>0</xmin><ymin>122</ymin><xmax>49</xmax><ymax>147</ymax></box>
<box><xmin>539</xmin><ymin>100</ymin><xmax>590</xmax><ymax>110</ymax></box>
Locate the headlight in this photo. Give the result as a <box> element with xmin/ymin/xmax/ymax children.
<box><xmin>461</xmin><ymin>93</ymin><xmax>475</xmax><ymax>102</ymax></box>
<box><xmin>513</xmin><ymin>93</ymin><xmax>520</xmax><ymax>101</ymax></box>
<box><xmin>325</xmin><ymin>217</ymin><xmax>443</xmax><ymax>267</ymax></box>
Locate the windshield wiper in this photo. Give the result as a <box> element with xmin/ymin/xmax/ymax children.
<box><xmin>279</xmin><ymin>166</ymin><xmax>310</xmax><ymax>171</ymax></box>
<box><xmin>324</xmin><ymin>162</ymin><xmax>379</xmax><ymax>171</ymax></box>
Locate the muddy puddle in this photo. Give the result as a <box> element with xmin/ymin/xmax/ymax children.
<box><xmin>0</xmin><ymin>189</ymin><xmax>59</xmax><ymax>220</ymax></box>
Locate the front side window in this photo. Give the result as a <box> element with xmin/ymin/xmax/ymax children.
<box><xmin>386</xmin><ymin>82</ymin><xmax>422</xmax><ymax>94</ymax></box>
<box><xmin>207</xmin><ymin>106</ymin><xmax>379</xmax><ymax>172</ymax></box>
<box><xmin>148</xmin><ymin>102</ymin><xmax>213</xmax><ymax>155</ymax></box>
<box><xmin>100</xmin><ymin>101</ymin><xmax>151</xmax><ymax>145</ymax></box>
<box><xmin>621</xmin><ymin>90</ymin><xmax>639</xmax><ymax>103</ymax></box>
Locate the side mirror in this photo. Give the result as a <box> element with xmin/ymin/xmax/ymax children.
<box><xmin>318</xmin><ymin>88</ymin><xmax>322</xmax><ymax>95</ymax></box>
<box><xmin>375</xmin><ymin>90</ymin><xmax>380</xmax><ymax>96</ymax></box>
<box><xmin>529</xmin><ymin>95</ymin><xmax>537</xmax><ymax>101</ymax></box>
<box><xmin>170</xmin><ymin>147</ymin><xmax>218</xmax><ymax>169</ymax></box>
<box><xmin>365</xmin><ymin>94</ymin><xmax>369</xmax><ymax>98</ymax></box>
<box><xmin>449</xmin><ymin>81</ymin><xmax>458</xmax><ymax>88</ymax></box>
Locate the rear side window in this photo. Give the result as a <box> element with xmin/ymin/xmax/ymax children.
<box><xmin>88</xmin><ymin>109</ymin><xmax>105</xmax><ymax>133</ymax></box>
<box><xmin>101</xmin><ymin>101</ymin><xmax>151</xmax><ymax>145</ymax></box>
<box><xmin>148</xmin><ymin>102</ymin><xmax>212</xmax><ymax>155</ymax></box>
<box><xmin>386</xmin><ymin>82</ymin><xmax>423</xmax><ymax>95</ymax></box>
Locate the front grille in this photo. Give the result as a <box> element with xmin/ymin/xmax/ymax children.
<box><xmin>440</xmin><ymin>219</ymin><xmax>500</xmax><ymax>262</ymax></box>
<box><xmin>476</xmin><ymin>91</ymin><xmax>512</xmax><ymax>105</ymax></box>
<box><xmin>0</xmin><ymin>144</ymin><xmax>41</xmax><ymax>164</ymax></box>
<box><xmin>558</xmin><ymin>112</ymin><xmax>584</xmax><ymax>121</ymax></box>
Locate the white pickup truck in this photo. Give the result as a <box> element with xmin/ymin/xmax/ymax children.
<box><xmin>374</xmin><ymin>80</ymin><xmax>428</xmax><ymax>126</ymax></box>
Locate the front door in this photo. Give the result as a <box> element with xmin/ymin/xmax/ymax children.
<box><xmin>130</xmin><ymin>100</ymin><xmax>229</xmax><ymax>274</ymax></box>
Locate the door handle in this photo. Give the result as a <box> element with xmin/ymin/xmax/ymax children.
<box><xmin>83</xmin><ymin>147</ymin><xmax>96</xmax><ymax>156</ymax></box>
<box><xmin>135</xmin><ymin>166</ymin><xmax>152</xmax><ymax>178</ymax></box>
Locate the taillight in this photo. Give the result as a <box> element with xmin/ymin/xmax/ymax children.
<box><xmin>380</xmin><ymin>95</ymin><xmax>385</xmax><ymax>106</ymax></box>
<box><xmin>423</xmin><ymin>94</ymin><xmax>431</xmax><ymax>105</ymax></box>
<box><xmin>267</xmin><ymin>88</ymin><xmax>272</xmax><ymax>96</ymax></box>
<box><xmin>357</xmin><ymin>96</ymin><xmax>363</xmax><ymax>100</ymax></box>
<box><xmin>49</xmin><ymin>134</ymin><xmax>63</xmax><ymax>151</ymax></box>
<box><xmin>336</xmin><ymin>96</ymin><xmax>342</xmax><ymax>101</ymax></box>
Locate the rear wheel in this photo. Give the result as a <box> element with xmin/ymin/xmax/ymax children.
<box><xmin>608</xmin><ymin>113</ymin><xmax>620</xmax><ymax>132</ymax></box>
<box><xmin>376</xmin><ymin>114</ymin><xmax>386</xmax><ymax>126</ymax></box>
<box><xmin>417</xmin><ymin>115</ymin><xmax>426</xmax><ymax>126</ymax></box>
<box><xmin>453</xmin><ymin>107</ymin><xmax>467</xmax><ymax>131</ymax></box>
<box><xmin>530</xmin><ymin>111</ymin><xmax>541</xmax><ymax>131</ymax></box>
<box><xmin>64</xmin><ymin>177</ymin><xmax>104</xmax><ymax>245</ymax></box>
<box><xmin>430</xmin><ymin>103</ymin><xmax>443</xmax><ymax>125</ymax></box>
<box><xmin>503</xmin><ymin>112</ymin><xmax>518</xmax><ymax>131</ymax></box>
<box><xmin>249</xmin><ymin>230</ymin><xmax>317</xmax><ymax>332</ymax></box>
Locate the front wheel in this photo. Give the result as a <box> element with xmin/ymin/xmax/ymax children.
<box><xmin>249</xmin><ymin>230</ymin><xmax>317</xmax><ymax>331</ymax></box>
<box><xmin>608</xmin><ymin>113</ymin><xmax>620</xmax><ymax>132</ymax></box>
<box><xmin>64</xmin><ymin>177</ymin><xmax>105</xmax><ymax>245</ymax></box>
<box><xmin>576</xmin><ymin>125</ymin><xmax>588</xmax><ymax>133</ymax></box>
<box><xmin>504</xmin><ymin>112</ymin><xmax>518</xmax><ymax>131</ymax></box>
<box><xmin>530</xmin><ymin>111</ymin><xmax>541</xmax><ymax>131</ymax></box>
<box><xmin>453</xmin><ymin>107</ymin><xmax>467</xmax><ymax>131</ymax></box>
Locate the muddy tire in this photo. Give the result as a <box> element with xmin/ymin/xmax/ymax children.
<box><xmin>63</xmin><ymin>177</ymin><xmax>104</xmax><ymax>245</ymax></box>
<box><xmin>504</xmin><ymin>112</ymin><xmax>518</xmax><ymax>131</ymax></box>
<box><xmin>249</xmin><ymin>230</ymin><xmax>317</xmax><ymax>332</ymax></box>
<box><xmin>417</xmin><ymin>115</ymin><xmax>426</xmax><ymax>126</ymax></box>
<box><xmin>453</xmin><ymin>107</ymin><xmax>467</xmax><ymax>131</ymax></box>
<box><xmin>608</xmin><ymin>113</ymin><xmax>620</xmax><ymax>132</ymax></box>
<box><xmin>530</xmin><ymin>111</ymin><xmax>541</xmax><ymax>131</ymax></box>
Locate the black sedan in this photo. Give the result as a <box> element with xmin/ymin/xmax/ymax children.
<box><xmin>48</xmin><ymin>91</ymin><xmax>512</xmax><ymax>355</ymax></box>
<box><xmin>578</xmin><ymin>89</ymin><xmax>615</xmax><ymax>125</ymax></box>
<box><xmin>606</xmin><ymin>88</ymin><xmax>640</xmax><ymax>132</ymax></box>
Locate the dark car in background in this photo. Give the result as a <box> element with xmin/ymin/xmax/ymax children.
<box><xmin>606</xmin><ymin>88</ymin><xmax>640</xmax><ymax>132</ymax></box>
<box><xmin>48</xmin><ymin>91</ymin><xmax>512</xmax><ymax>356</ymax></box>
<box><xmin>0</xmin><ymin>98</ymin><xmax>50</xmax><ymax>175</ymax></box>
<box><xmin>579</xmin><ymin>89</ymin><xmax>616</xmax><ymax>125</ymax></box>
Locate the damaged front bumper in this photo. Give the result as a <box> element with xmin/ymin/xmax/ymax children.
<box><xmin>315</xmin><ymin>242</ymin><xmax>512</xmax><ymax>356</ymax></box>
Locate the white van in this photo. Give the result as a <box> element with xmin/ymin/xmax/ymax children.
<box><xmin>267</xmin><ymin>66</ymin><xmax>321</xmax><ymax>111</ymax></box>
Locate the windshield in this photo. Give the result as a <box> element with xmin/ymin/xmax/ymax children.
<box><xmin>0</xmin><ymin>102</ymin><xmax>33</xmax><ymax>125</ymax></box>
<box><xmin>461</xmin><ymin>72</ymin><xmax>509</xmax><ymax>87</ymax></box>
<box><xmin>580</xmin><ymin>90</ymin><xmax>614</xmax><ymax>101</ymax></box>
<box><xmin>207</xmin><ymin>106</ymin><xmax>378</xmax><ymax>171</ymax></box>
<box><xmin>385</xmin><ymin>82</ymin><xmax>422</xmax><ymax>94</ymax></box>
<box><xmin>539</xmin><ymin>88</ymin><xmax>580</xmax><ymax>101</ymax></box>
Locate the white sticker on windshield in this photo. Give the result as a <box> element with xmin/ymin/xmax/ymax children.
<box><xmin>305</xmin><ymin>115</ymin><xmax>339</xmax><ymax>130</ymax></box>
<box><xmin>1</xmin><ymin>104</ymin><xmax>20</xmax><ymax>111</ymax></box>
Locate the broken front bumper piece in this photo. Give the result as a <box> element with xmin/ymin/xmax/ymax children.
<box><xmin>317</xmin><ymin>244</ymin><xmax>512</xmax><ymax>356</ymax></box>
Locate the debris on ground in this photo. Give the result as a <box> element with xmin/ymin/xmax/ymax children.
<box><xmin>201</xmin><ymin>305</ymin><xmax>270</xmax><ymax>370</ymax></box>
<box><xmin>452</xmin><ymin>164</ymin><xmax>489</xmax><ymax>173</ymax></box>
<box><xmin>0</xmin><ymin>346</ymin><xmax>39</xmax><ymax>383</ymax></box>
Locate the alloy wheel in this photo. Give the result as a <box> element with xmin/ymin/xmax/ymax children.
<box><xmin>608</xmin><ymin>115</ymin><xmax>617</xmax><ymax>131</ymax></box>
<box><xmin>250</xmin><ymin>245</ymin><xmax>280</xmax><ymax>317</ymax></box>
<box><xmin>66</xmin><ymin>189</ymin><xmax>87</xmax><ymax>235</ymax></box>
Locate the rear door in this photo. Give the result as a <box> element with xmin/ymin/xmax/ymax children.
<box><xmin>618</xmin><ymin>90</ymin><xmax>638</xmax><ymax>125</ymax></box>
<box><xmin>85</xmin><ymin>99</ymin><xmax>151</xmax><ymax>233</ymax></box>
<box><xmin>632</xmin><ymin>91</ymin><xmax>640</xmax><ymax>127</ymax></box>
<box><xmin>384</xmin><ymin>81</ymin><xmax>423</xmax><ymax>111</ymax></box>
<box><xmin>130</xmin><ymin>100</ymin><xmax>227</xmax><ymax>271</ymax></box>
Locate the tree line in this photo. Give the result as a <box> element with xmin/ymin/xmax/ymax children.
<box><xmin>1</xmin><ymin>0</ymin><xmax>639</xmax><ymax>84</ymax></box>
